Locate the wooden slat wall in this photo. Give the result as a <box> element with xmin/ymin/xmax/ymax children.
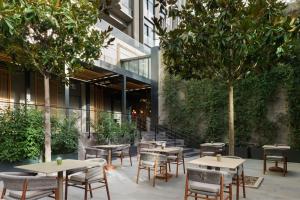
<box><xmin>0</xmin><ymin>68</ymin><xmax>11</xmax><ymax>103</ymax></box>
<box><xmin>90</xmin><ymin>85</ymin><xmax>104</xmax><ymax>125</ymax></box>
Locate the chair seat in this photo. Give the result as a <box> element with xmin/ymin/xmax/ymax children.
<box><xmin>112</xmin><ymin>151</ymin><xmax>122</xmax><ymax>156</ymax></box>
<box><xmin>7</xmin><ymin>190</ymin><xmax>53</xmax><ymax>200</ymax></box>
<box><xmin>112</xmin><ymin>151</ymin><xmax>130</xmax><ymax>156</ymax></box>
<box><xmin>201</xmin><ymin>151</ymin><xmax>216</xmax><ymax>156</ymax></box>
<box><xmin>167</xmin><ymin>155</ymin><xmax>178</xmax><ymax>160</ymax></box>
<box><xmin>189</xmin><ymin>180</ymin><xmax>220</xmax><ymax>193</ymax></box>
<box><xmin>266</xmin><ymin>155</ymin><xmax>284</xmax><ymax>161</ymax></box>
<box><xmin>141</xmin><ymin>160</ymin><xmax>155</xmax><ymax>167</ymax></box>
<box><xmin>69</xmin><ymin>172</ymin><xmax>103</xmax><ymax>183</ymax></box>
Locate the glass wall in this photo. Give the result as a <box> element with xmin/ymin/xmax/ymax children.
<box><xmin>121</xmin><ymin>57</ymin><xmax>151</xmax><ymax>79</ymax></box>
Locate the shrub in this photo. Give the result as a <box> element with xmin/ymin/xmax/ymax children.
<box><xmin>93</xmin><ymin>112</ymin><xmax>137</xmax><ymax>144</ymax></box>
<box><xmin>0</xmin><ymin>107</ymin><xmax>44</xmax><ymax>162</ymax></box>
<box><xmin>51</xmin><ymin>115</ymin><xmax>79</xmax><ymax>154</ymax></box>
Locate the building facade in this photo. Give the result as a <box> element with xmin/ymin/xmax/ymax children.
<box><xmin>0</xmin><ymin>0</ymin><xmax>186</xmax><ymax>157</ymax></box>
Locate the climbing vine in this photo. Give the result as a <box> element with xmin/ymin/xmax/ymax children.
<box><xmin>163</xmin><ymin>64</ymin><xmax>299</xmax><ymax>148</ymax></box>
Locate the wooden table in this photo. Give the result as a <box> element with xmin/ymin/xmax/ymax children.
<box><xmin>143</xmin><ymin>147</ymin><xmax>181</xmax><ymax>179</ymax></box>
<box><xmin>201</xmin><ymin>142</ymin><xmax>225</xmax><ymax>147</ymax></box>
<box><xmin>188</xmin><ymin>156</ymin><xmax>246</xmax><ymax>200</ymax></box>
<box><xmin>93</xmin><ymin>144</ymin><xmax>125</xmax><ymax>170</ymax></box>
<box><xmin>262</xmin><ymin>145</ymin><xmax>290</xmax><ymax>172</ymax></box>
<box><xmin>16</xmin><ymin>159</ymin><xmax>97</xmax><ymax>200</ymax></box>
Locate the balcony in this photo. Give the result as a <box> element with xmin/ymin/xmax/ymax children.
<box><xmin>96</xmin><ymin>20</ymin><xmax>151</xmax><ymax>55</ymax></box>
<box><xmin>110</xmin><ymin>0</ymin><xmax>133</xmax><ymax>23</ymax></box>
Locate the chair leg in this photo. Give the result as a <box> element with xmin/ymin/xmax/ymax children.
<box><xmin>1</xmin><ymin>188</ymin><xmax>6</xmax><ymax>199</ymax></box>
<box><xmin>184</xmin><ymin>174</ymin><xmax>188</xmax><ymax>200</ymax></box>
<box><xmin>176</xmin><ymin>160</ymin><xmax>179</xmax><ymax>177</ymax></box>
<box><xmin>168</xmin><ymin>161</ymin><xmax>171</xmax><ymax>172</ymax></box>
<box><xmin>84</xmin><ymin>182</ymin><xmax>88</xmax><ymax>200</ymax></box>
<box><xmin>89</xmin><ymin>184</ymin><xmax>93</xmax><ymax>198</ymax></box>
<box><xmin>104</xmin><ymin>172</ymin><xmax>111</xmax><ymax>200</ymax></box>
<box><xmin>263</xmin><ymin>157</ymin><xmax>267</xmax><ymax>174</ymax></box>
<box><xmin>120</xmin><ymin>155</ymin><xmax>123</xmax><ymax>166</ymax></box>
<box><xmin>148</xmin><ymin>167</ymin><xmax>151</xmax><ymax>180</ymax></box>
<box><xmin>129</xmin><ymin>155</ymin><xmax>132</xmax><ymax>166</ymax></box>
<box><xmin>242</xmin><ymin>170</ymin><xmax>246</xmax><ymax>198</ymax></box>
<box><xmin>136</xmin><ymin>166</ymin><xmax>141</xmax><ymax>184</ymax></box>
<box><xmin>153</xmin><ymin>164</ymin><xmax>157</xmax><ymax>187</ymax></box>
<box><xmin>54</xmin><ymin>188</ymin><xmax>59</xmax><ymax>200</ymax></box>
<box><xmin>229</xmin><ymin>184</ymin><xmax>232</xmax><ymax>200</ymax></box>
<box><xmin>284</xmin><ymin>157</ymin><xmax>287</xmax><ymax>176</ymax></box>
<box><xmin>195</xmin><ymin>193</ymin><xmax>197</xmax><ymax>200</ymax></box>
<box><xmin>182</xmin><ymin>157</ymin><xmax>186</xmax><ymax>174</ymax></box>
<box><xmin>165</xmin><ymin>164</ymin><xmax>168</xmax><ymax>182</ymax></box>
<box><xmin>64</xmin><ymin>175</ymin><xmax>68</xmax><ymax>200</ymax></box>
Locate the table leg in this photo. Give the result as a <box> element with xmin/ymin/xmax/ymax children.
<box><xmin>236</xmin><ymin>167</ymin><xmax>240</xmax><ymax>200</ymax></box>
<box><xmin>57</xmin><ymin>171</ymin><xmax>64</xmax><ymax>200</ymax></box>
<box><xmin>105</xmin><ymin>149</ymin><xmax>115</xmax><ymax>171</ymax></box>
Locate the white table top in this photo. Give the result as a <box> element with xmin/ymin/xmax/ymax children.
<box><xmin>262</xmin><ymin>145</ymin><xmax>290</xmax><ymax>150</ymax></box>
<box><xmin>93</xmin><ymin>144</ymin><xmax>125</xmax><ymax>149</ymax></box>
<box><xmin>188</xmin><ymin>156</ymin><xmax>245</xmax><ymax>169</ymax></box>
<box><xmin>142</xmin><ymin>147</ymin><xmax>180</xmax><ymax>154</ymax></box>
<box><xmin>201</xmin><ymin>142</ymin><xmax>225</xmax><ymax>147</ymax></box>
<box><xmin>16</xmin><ymin>159</ymin><xmax>97</xmax><ymax>174</ymax></box>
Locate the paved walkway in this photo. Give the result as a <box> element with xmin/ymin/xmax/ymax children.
<box><xmin>1</xmin><ymin>156</ymin><xmax>300</xmax><ymax>199</ymax></box>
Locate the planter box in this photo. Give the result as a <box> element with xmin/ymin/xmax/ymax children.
<box><xmin>52</xmin><ymin>152</ymin><xmax>78</xmax><ymax>161</ymax></box>
<box><xmin>249</xmin><ymin>147</ymin><xmax>263</xmax><ymax>160</ymax></box>
<box><xmin>234</xmin><ymin>146</ymin><xmax>248</xmax><ymax>158</ymax></box>
<box><xmin>287</xmin><ymin>150</ymin><xmax>300</xmax><ymax>163</ymax></box>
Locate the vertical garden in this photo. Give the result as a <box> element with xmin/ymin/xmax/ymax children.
<box><xmin>163</xmin><ymin>62</ymin><xmax>300</xmax><ymax>149</ymax></box>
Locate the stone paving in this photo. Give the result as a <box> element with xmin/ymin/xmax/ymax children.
<box><xmin>1</xmin><ymin>156</ymin><xmax>300</xmax><ymax>200</ymax></box>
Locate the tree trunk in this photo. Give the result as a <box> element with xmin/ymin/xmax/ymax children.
<box><xmin>44</xmin><ymin>73</ymin><xmax>51</xmax><ymax>162</ymax></box>
<box><xmin>228</xmin><ymin>82</ymin><xmax>235</xmax><ymax>155</ymax></box>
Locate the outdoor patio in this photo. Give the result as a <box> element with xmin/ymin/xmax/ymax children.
<box><xmin>1</xmin><ymin>156</ymin><xmax>295</xmax><ymax>200</ymax></box>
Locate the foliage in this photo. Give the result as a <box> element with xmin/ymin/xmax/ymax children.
<box><xmin>93</xmin><ymin>112</ymin><xmax>137</xmax><ymax>144</ymax></box>
<box><xmin>287</xmin><ymin>41</ymin><xmax>300</xmax><ymax>149</ymax></box>
<box><xmin>120</xmin><ymin>121</ymin><xmax>137</xmax><ymax>144</ymax></box>
<box><xmin>0</xmin><ymin>107</ymin><xmax>44</xmax><ymax>162</ymax></box>
<box><xmin>163</xmin><ymin>64</ymin><xmax>295</xmax><ymax>147</ymax></box>
<box><xmin>0</xmin><ymin>0</ymin><xmax>113</xmax><ymax>76</ymax></box>
<box><xmin>0</xmin><ymin>0</ymin><xmax>113</xmax><ymax>161</ymax></box>
<box><xmin>155</xmin><ymin>0</ymin><xmax>297</xmax><ymax>153</ymax></box>
<box><xmin>51</xmin><ymin>115</ymin><xmax>79</xmax><ymax>154</ymax></box>
<box><xmin>155</xmin><ymin>0</ymin><xmax>295</xmax><ymax>81</ymax></box>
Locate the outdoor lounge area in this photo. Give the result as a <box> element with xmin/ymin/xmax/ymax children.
<box><xmin>1</xmin><ymin>0</ymin><xmax>300</xmax><ymax>200</ymax></box>
<box><xmin>1</xmin><ymin>153</ymin><xmax>300</xmax><ymax>200</ymax></box>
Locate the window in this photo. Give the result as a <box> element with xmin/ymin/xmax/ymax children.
<box><xmin>144</xmin><ymin>21</ymin><xmax>155</xmax><ymax>47</ymax></box>
<box><xmin>145</xmin><ymin>0</ymin><xmax>154</xmax><ymax>18</ymax></box>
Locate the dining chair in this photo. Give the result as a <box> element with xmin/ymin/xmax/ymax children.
<box><xmin>65</xmin><ymin>158</ymin><xmax>110</xmax><ymax>200</ymax></box>
<box><xmin>222</xmin><ymin>156</ymin><xmax>246</xmax><ymax>198</ymax></box>
<box><xmin>0</xmin><ymin>173</ymin><xmax>58</xmax><ymax>200</ymax></box>
<box><xmin>137</xmin><ymin>142</ymin><xmax>156</xmax><ymax>160</ymax></box>
<box><xmin>136</xmin><ymin>152</ymin><xmax>168</xmax><ymax>187</ymax></box>
<box><xmin>167</xmin><ymin>147</ymin><xmax>185</xmax><ymax>177</ymax></box>
<box><xmin>112</xmin><ymin>144</ymin><xmax>133</xmax><ymax>166</ymax></box>
<box><xmin>85</xmin><ymin>147</ymin><xmax>108</xmax><ymax>160</ymax></box>
<box><xmin>263</xmin><ymin>147</ymin><xmax>288</xmax><ymax>176</ymax></box>
<box><xmin>184</xmin><ymin>168</ymin><xmax>231</xmax><ymax>200</ymax></box>
<box><xmin>200</xmin><ymin>144</ymin><xmax>223</xmax><ymax>157</ymax></box>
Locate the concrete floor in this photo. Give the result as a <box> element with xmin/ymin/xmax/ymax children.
<box><xmin>1</xmin><ymin>156</ymin><xmax>300</xmax><ymax>200</ymax></box>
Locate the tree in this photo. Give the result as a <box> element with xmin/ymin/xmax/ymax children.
<box><xmin>154</xmin><ymin>0</ymin><xmax>297</xmax><ymax>155</ymax></box>
<box><xmin>0</xmin><ymin>0</ymin><xmax>113</xmax><ymax>161</ymax></box>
